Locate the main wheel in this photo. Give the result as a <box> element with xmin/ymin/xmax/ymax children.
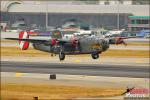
<box><xmin>59</xmin><ymin>52</ymin><xmax>65</xmax><ymax>60</ymax></box>
<box><xmin>91</xmin><ymin>53</ymin><xmax>99</xmax><ymax>59</ymax></box>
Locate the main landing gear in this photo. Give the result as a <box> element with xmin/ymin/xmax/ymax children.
<box><xmin>59</xmin><ymin>51</ymin><xmax>65</xmax><ymax>61</ymax></box>
<box><xmin>91</xmin><ymin>52</ymin><xmax>99</xmax><ymax>59</ymax></box>
<box><xmin>59</xmin><ymin>46</ymin><xmax>65</xmax><ymax>61</ymax></box>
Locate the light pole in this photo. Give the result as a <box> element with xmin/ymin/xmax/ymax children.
<box><xmin>117</xmin><ymin>0</ymin><xmax>120</xmax><ymax>30</ymax></box>
<box><xmin>46</xmin><ymin>3</ymin><xmax>48</xmax><ymax>29</ymax></box>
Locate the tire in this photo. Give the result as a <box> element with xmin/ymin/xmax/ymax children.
<box><xmin>59</xmin><ymin>52</ymin><xmax>65</xmax><ymax>60</ymax></box>
<box><xmin>91</xmin><ymin>53</ymin><xmax>99</xmax><ymax>59</ymax></box>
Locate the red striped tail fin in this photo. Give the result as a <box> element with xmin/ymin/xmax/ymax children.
<box><xmin>19</xmin><ymin>31</ymin><xmax>30</xmax><ymax>50</ymax></box>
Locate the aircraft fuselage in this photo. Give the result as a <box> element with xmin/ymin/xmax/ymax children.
<box><xmin>33</xmin><ymin>35</ymin><xmax>109</xmax><ymax>55</ymax></box>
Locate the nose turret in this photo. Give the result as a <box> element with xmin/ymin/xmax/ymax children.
<box><xmin>98</xmin><ymin>39</ymin><xmax>109</xmax><ymax>52</ymax></box>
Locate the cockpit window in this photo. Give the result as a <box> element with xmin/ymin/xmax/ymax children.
<box><xmin>52</xmin><ymin>30</ymin><xmax>62</xmax><ymax>39</ymax></box>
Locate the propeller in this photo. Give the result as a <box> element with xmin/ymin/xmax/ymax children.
<box><xmin>70</xmin><ymin>36</ymin><xmax>78</xmax><ymax>47</ymax></box>
<box><xmin>114</xmin><ymin>37</ymin><xmax>127</xmax><ymax>46</ymax></box>
<box><xmin>51</xmin><ymin>38</ymin><xmax>57</xmax><ymax>46</ymax></box>
<box><xmin>50</xmin><ymin>38</ymin><xmax>58</xmax><ymax>57</ymax></box>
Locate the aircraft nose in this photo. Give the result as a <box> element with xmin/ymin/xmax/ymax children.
<box><xmin>100</xmin><ymin>39</ymin><xmax>109</xmax><ymax>51</ymax></box>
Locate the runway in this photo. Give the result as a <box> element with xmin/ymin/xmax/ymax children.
<box><xmin>1</xmin><ymin>61</ymin><xmax>149</xmax><ymax>78</ymax></box>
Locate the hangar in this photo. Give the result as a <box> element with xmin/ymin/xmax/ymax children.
<box><xmin>1</xmin><ymin>0</ymin><xmax>149</xmax><ymax>30</ymax></box>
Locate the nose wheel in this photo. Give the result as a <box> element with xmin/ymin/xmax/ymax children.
<box><xmin>91</xmin><ymin>52</ymin><xmax>99</xmax><ymax>59</ymax></box>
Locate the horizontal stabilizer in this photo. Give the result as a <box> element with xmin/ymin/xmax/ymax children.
<box><xmin>5</xmin><ymin>38</ymin><xmax>68</xmax><ymax>44</ymax></box>
<box><xmin>5</xmin><ymin>38</ymin><xmax>48</xmax><ymax>43</ymax></box>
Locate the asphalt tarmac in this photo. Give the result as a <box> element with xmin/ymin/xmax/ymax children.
<box><xmin>1</xmin><ymin>61</ymin><xmax>149</xmax><ymax>78</ymax></box>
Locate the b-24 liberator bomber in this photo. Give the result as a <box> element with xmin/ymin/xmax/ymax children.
<box><xmin>5</xmin><ymin>30</ymin><xmax>124</xmax><ymax>61</ymax></box>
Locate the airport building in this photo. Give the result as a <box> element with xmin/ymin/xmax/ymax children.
<box><xmin>128</xmin><ymin>16</ymin><xmax>150</xmax><ymax>31</ymax></box>
<box><xmin>1</xmin><ymin>0</ymin><xmax>149</xmax><ymax>31</ymax></box>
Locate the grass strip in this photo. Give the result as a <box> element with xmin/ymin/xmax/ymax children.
<box><xmin>1</xmin><ymin>83</ymin><xmax>125</xmax><ymax>100</ymax></box>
